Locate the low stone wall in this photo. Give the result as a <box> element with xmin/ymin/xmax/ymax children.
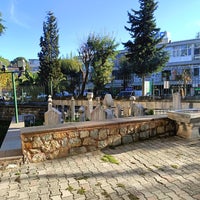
<box><xmin>21</xmin><ymin>115</ymin><xmax>177</xmax><ymax>163</ymax></box>
<box><xmin>0</xmin><ymin>104</ymin><xmax>47</xmax><ymax>121</ymax></box>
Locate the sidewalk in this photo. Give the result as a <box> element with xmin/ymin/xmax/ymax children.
<box><xmin>0</xmin><ymin>136</ymin><xmax>200</xmax><ymax>200</ymax></box>
<box><xmin>0</xmin><ymin>120</ymin><xmax>23</xmax><ymax>161</ymax></box>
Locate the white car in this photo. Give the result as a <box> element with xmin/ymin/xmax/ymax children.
<box><xmin>63</xmin><ymin>91</ymin><xmax>73</xmax><ymax>97</ymax></box>
<box><xmin>37</xmin><ymin>93</ymin><xmax>47</xmax><ymax>99</ymax></box>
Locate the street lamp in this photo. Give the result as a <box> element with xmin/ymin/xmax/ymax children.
<box><xmin>0</xmin><ymin>60</ymin><xmax>25</xmax><ymax>123</ymax></box>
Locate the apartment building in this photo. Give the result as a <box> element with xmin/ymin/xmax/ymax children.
<box><xmin>112</xmin><ymin>34</ymin><xmax>200</xmax><ymax>97</ymax></box>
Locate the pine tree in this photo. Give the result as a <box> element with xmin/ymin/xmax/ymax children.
<box><xmin>123</xmin><ymin>0</ymin><xmax>169</xmax><ymax>95</ymax></box>
<box><xmin>38</xmin><ymin>11</ymin><xmax>62</xmax><ymax>95</ymax></box>
<box><xmin>0</xmin><ymin>12</ymin><xmax>6</xmax><ymax>36</ymax></box>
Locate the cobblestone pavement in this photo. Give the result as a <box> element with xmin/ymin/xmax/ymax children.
<box><xmin>1</xmin><ymin>136</ymin><xmax>200</xmax><ymax>200</ymax></box>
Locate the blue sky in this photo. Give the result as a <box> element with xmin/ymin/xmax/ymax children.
<box><xmin>1</xmin><ymin>0</ymin><xmax>200</xmax><ymax>61</ymax></box>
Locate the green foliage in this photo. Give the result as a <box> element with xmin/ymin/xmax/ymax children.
<box><xmin>0</xmin><ymin>12</ymin><xmax>6</xmax><ymax>36</ymax></box>
<box><xmin>78</xmin><ymin>33</ymin><xmax>118</xmax><ymax>96</ymax></box>
<box><xmin>117</xmin><ymin>183</ymin><xmax>126</xmax><ymax>189</ymax></box>
<box><xmin>10</xmin><ymin>57</ymin><xmax>31</xmax><ymax>88</ymax></box>
<box><xmin>60</xmin><ymin>57</ymin><xmax>82</xmax><ymax>93</ymax></box>
<box><xmin>10</xmin><ymin>57</ymin><xmax>28</xmax><ymax>67</ymax></box>
<box><xmin>123</xmin><ymin>0</ymin><xmax>169</xmax><ymax>95</ymax></box>
<box><xmin>66</xmin><ymin>185</ymin><xmax>74</xmax><ymax>192</ymax></box>
<box><xmin>0</xmin><ymin>57</ymin><xmax>9</xmax><ymax>66</ymax></box>
<box><xmin>171</xmin><ymin>164</ymin><xmax>179</xmax><ymax>169</ymax></box>
<box><xmin>91</xmin><ymin>34</ymin><xmax>118</xmax><ymax>94</ymax></box>
<box><xmin>38</xmin><ymin>11</ymin><xmax>63</xmax><ymax>94</ymax></box>
<box><xmin>101</xmin><ymin>154</ymin><xmax>119</xmax><ymax>164</ymax></box>
<box><xmin>77</xmin><ymin>187</ymin><xmax>86</xmax><ymax>195</ymax></box>
<box><xmin>128</xmin><ymin>194</ymin><xmax>139</xmax><ymax>200</ymax></box>
<box><xmin>0</xmin><ymin>57</ymin><xmax>12</xmax><ymax>90</ymax></box>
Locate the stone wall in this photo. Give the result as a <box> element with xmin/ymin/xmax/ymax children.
<box><xmin>21</xmin><ymin>115</ymin><xmax>176</xmax><ymax>163</ymax></box>
<box><xmin>0</xmin><ymin>104</ymin><xmax>47</xmax><ymax>121</ymax></box>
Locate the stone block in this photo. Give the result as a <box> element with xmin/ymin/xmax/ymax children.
<box><xmin>132</xmin><ymin>132</ymin><xmax>139</xmax><ymax>142</ymax></box>
<box><xmin>140</xmin><ymin>123</ymin><xmax>150</xmax><ymax>131</ymax></box>
<box><xmin>83</xmin><ymin>138</ymin><xmax>96</xmax><ymax>146</ymax></box>
<box><xmin>109</xmin><ymin>128</ymin><xmax>119</xmax><ymax>135</ymax></box>
<box><xmin>69</xmin><ymin>146</ymin><xmax>87</xmax><ymax>155</ymax></box>
<box><xmin>127</xmin><ymin>125</ymin><xmax>135</xmax><ymax>134</ymax></box>
<box><xmin>61</xmin><ymin>137</ymin><xmax>68</xmax><ymax>147</ymax></box>
<box><xmin>120</xmin><ymin>127</ymin><xmax>127</xmax><ymax>136</ymax></box>
<box><xmin>68</xmin><ymin>131</ymin><xmax>79</xmax><ymax>138</ymax></box>
<box><xmin>157</xmin><ymin>126</ymin><xmax>165</xmax><ymax>134</ymax></box>
<box><xmin>139</xmin><ymin>131</ymin><xmax>149</xmax><ymax>140</ymax></box>
<box><xmin>111</xmin><ymin>134</ymin><xmax>122</xmax><ymax>146</ymax></box>
<box><xmin>47</xmin><ymin>150</ymin><xmax>59</xmax><ymax>160</ymax></box>
<box><xmin>42</xmin><ymin>141</ymin><xmax>52</xmax><ymax>152</ymax></box>
<box><xmin>80</xmin><ymin>130</ymin><xmax>90</xmax><ymax>138</ymax></box>
<box><xmin>69</xmin><ymin>138</ymin><xmax>81</xmax><ymax>147</ymax></box>
<box><xmin>122</xmin><ymin>135</ymin><xmax>133</xmax><ymax>144</ymax></box>
<box><xmin>59</xmin><ymin>148</ymin><xmax>69</xmax><ymax>157</ymax></box>
<box><xmin>32</xmin><ymin>152</ymin><xmax>46</xmax><ymax>162</ymax></box>
<box><xmin>32</xmin><ymin>136</ymin><xmax>43</xmax><ymax>148</ymax></box>
<box><xmin>53</xmin><ymin>132</ymin><xmax>66</xmax><ymax>139</ymax></box>
<box><xmin>90</xmin><ymin>129</ymin><xmax>99</xmax><ymax>139</ymax></box>
<box><xmin>50</xmin><ymin>140</ymin><xmax>61</xmax><ymax>150</ymax></box>
<box><xmin>98</xmin><ymin>129</ymin><xmax>108</xmax><ymax>140</ymax></box>
<box><xmin>24</xmin><ymin>142</ymin><xmax>32</xmax><ymax>149</ymax></box>
<box><xmin>97</xmin><ymin>140</ymin><xmax>108</xmax><ymax>148</ymax></box>
<box><xmin>41</xmin><ymin>133</ymin><xmax>53</xmax><ymax>141</ymax></box>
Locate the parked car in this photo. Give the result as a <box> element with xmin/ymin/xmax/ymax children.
<box><xmin>62</xmin><ymin>91</ymin><xmax>73</xmax><ymax>97</ymax></box>
<box><xmin>115</xmin><ymin>91</ymin><xmax>135</xmax><ymax>99</ymax></box>
<box><xmin>37</xmin><ymin>93</ymin><xmax>47</xmax><ymax>99</ymax></box>
<box><xmin>55</xmin><ymin>92</ymin><xmax>63</xmax><ymax>97</ymax></box>
<box><xmin>54</xmin><ymin>91</ymin><xmax>73</xmax><ymax>98</ymax></box>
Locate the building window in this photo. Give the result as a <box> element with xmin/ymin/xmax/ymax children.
<box><xmin>194</xmin><ymin>68</ymin><xmax>199</xmax><ymax>76</ymax></box>
<box><xmin>194</xmin><ymin>43</ymin><xmax>200</xmax><ymax>59</ymax></box>
<box><xmin>172</xmin><ymin>45</ymin><xmax>192</xmax><ymax>57</ymax></box>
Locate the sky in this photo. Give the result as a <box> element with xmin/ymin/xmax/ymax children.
<box><xmin>1</xmin><ymin>0</ymin><xmax>200</xmax><ymax>61</ymax></box>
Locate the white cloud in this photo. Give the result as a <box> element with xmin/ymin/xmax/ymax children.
<box><xmin>10</xmin><ymin>0</ymin><xmax>30</xmax><ymax>29</ymax></box>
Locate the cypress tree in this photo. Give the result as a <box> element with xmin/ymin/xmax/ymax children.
<box><xmin>123</xmin><ymin>0</ymin><xmax>169</xmax><ymax>95</ymax></box>
<box><xmin>38</xmin><ymin>11</ymin><xmax>62</xmax><ymax>95</ymax></box>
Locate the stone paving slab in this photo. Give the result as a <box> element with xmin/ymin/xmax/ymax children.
<box><xmin>0</xmin><ymin>136</ymin><xmax>200</xmax><ymax>200</ymax></box>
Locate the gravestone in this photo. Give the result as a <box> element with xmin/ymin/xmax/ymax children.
<box><xmin>86</xmin><ymin>92</ymin><xmax>93</xmax><ymax>120</ymax></box>
<box><xmin>44</xmin><ymin>95</ymin><xmax>62</xmax><ymax>126</ymax></box>
<box><xmin>130</xmin><ymin>96</ymin><xmax>144</xmax><ymax>116</ymax></box>
<box><xmin>91</xmin><ymin>94</ymin><xmax>115</xmax><ymax>121</ymax></box>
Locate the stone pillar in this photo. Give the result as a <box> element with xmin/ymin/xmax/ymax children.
<box><xmin>173</xmin><ymin>92</ymin><xmax>182</xmax><ymax>110</ymax></box>
<box><xmin>86</xmin><ymin>92</ymin><xmax>93</xmax><ymax>120</ymax></box>
<box><xmin>130</xmin><ymin>96</ymin><xmax>136</xmax><ymax>116</ymax></box>
<box><xmin>71</xmin><ymin>96</ymin><xmax>75</xmax><ymax>121</ymax></box>
<box><xmin>78</xmin><ymin>106</ymin><xmax>85</xmax><ymax>122</ymax></box>
<box><xmin>48</xmin><ymin>95</ymin><xmax>52</xmax><ymax>110</ymax></box>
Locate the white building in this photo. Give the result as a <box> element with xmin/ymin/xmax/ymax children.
<box><xmin>112</xmin><ymin>34</ymin><xmax>200</xmax><ymax>98</ymax></box>
<box><xmin>28</xmin><ymin>59</ymin><xmax>40</xmax><ymax>73</ymax></box>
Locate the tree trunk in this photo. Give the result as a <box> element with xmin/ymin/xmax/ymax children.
<box><xmin>80</xmin><ymin>68</ymin><xmax>89</xmax><ymax>96</ymax></box>
<box><xmin>142</xmin><ymin>75</ymin><xmax>145</xmax><ymax>96</ymax></box>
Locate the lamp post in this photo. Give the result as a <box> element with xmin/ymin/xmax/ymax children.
<box><xmin>0</xmin><ymin>60</ymin><xmax>25</xmax><ymax>123</ymax></box>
